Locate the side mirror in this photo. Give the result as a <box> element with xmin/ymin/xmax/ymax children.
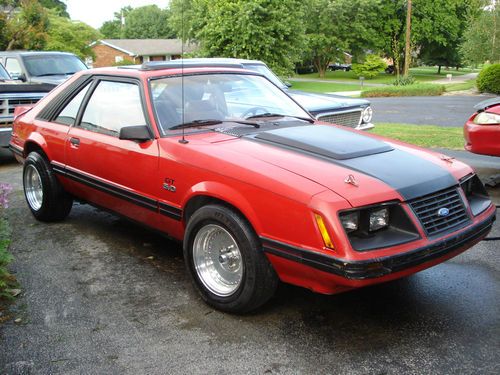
<box><xmin>119</xmin><ymin>125</ymin><xmax>152</xmax><ymax>142</ymax></box>
<box><xmin>11</xmin><ymin>72</ymin><xmax>26</xmax><ymax>82</ymax></box>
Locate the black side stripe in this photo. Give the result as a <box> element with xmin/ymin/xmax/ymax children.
<box><xmin>52</xmin><ymin>164</ymin><xmax>182</xmax><ymax>221</ymax></box>
<box><xmin>9</xmin><ymin>144</ymin><xmax>23</xmax><ymax>157</ymax></box>
<box><xmin>158</xmin><ymin>202</ymin><xmax>182</xmax><ymax>220</ymax></box>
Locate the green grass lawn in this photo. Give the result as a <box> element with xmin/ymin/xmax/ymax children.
<box><xmin>288</xmin><ymin>80</ymin><xmax>367</xmax><ymax>93</ymax></box>
<box><xmin>371</xmin><ymin>123</ymin><xmax>464</xmax><ymax>149</ymax></box>
<box><xmin>444</xmin><ymin>80</ymin><xmax>477</xmax><ymax>92</ymax></box>
<box><xmin>295</xmin><ymin>66</ymin><xmax>479</xmax><ymax>85</ymax></box>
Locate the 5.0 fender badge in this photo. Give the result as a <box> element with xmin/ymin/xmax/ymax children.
<box><xmin>163</xmin><ymin>178</ymin><xmax>176</xmax><ymax>192</ymax></box>
<box><xmin>344</xmin><ymin>174</ymin><xmax>359</xmax><ymax>187</ymax></box>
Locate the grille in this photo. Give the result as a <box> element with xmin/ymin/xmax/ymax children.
<box><xmin>409</xmin><ymin>187</ymin><xmax>470</xmax><ymax>236</ymax></box>
<box><xmin>317</xmin><ymin>110</ymin><xmax>362</xmax><ymax>128</ymax></box>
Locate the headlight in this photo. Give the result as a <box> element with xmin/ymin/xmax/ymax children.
<box><xmin>339</xmin><ymin>203</ymin><xmax>420</xmax><ymax>252</ymax></box>
<box><xmin>369</xmin><ymin>208</ymin><xmax>389</xmax><ymax>231</ymax></box>
<box><xmin>362</xmin><ymin>106</ymin><xmax>373</xmax><ymax>123</ymax></box>
<box><xmin>340</xmin><ymin>211</ymin><xmax>359</xmax><ymax>232</ymax></box>
<box><xmin>473</xmin><ymin>111</ymin><xmax>500</xmax><ymax>125</ymax></box>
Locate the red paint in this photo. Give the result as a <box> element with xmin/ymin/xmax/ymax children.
<box><xmin>464</xmin><ymin>104</ymin><xmax>500</xmax><ymax>157</ymax></box>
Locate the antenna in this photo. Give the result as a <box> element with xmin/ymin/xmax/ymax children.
<box><xmin>179</xmin><ymin>0</ymin><xmax>188</xmax><ymax>144</ymax></box>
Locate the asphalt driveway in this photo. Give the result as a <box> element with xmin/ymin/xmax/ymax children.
<box><xmin>370</xmin><ymin>95</ymin><xmax>496</xmax><ymax>127</ymax></box>
<box><xmin>0</xmin><ymin>156</ymin><xmax>499</xmax><ymax>374</ymax></box>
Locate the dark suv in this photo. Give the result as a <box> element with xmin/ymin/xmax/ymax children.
<box><xmin>0</xmin><ymin>51</ymin><xmax>87</xmax><ymax>87</ymax></box>
<box><xmin>164</xmin><ymin>58</ymin><xmax>374</xmax><ymax>130</ymax></box>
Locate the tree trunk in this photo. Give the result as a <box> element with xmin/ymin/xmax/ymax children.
<box><xmin>438</xmin><ymin>65</ymin><xmax>441</xmax><ymax>74</ymax></box>
<box><xmin>403</xmin><ymin>0</ymin><xmax>412</xmax><ymax>77</ymax></box>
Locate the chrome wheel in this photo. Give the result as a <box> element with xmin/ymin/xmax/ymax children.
<box><xmin>24</xmin><ymin>164</ymin><xmax>43</xmax><ymax>211</ymax></box>
<box><xmin>192</xmin><ymin>224</ymin><xmax>243</xmax><ymax>297</ymax></box>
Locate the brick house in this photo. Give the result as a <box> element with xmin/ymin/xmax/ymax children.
<box><xmin>90</xmin><ymin>39</ymin><xmax>197</xmax><ymax>68</ymax></box>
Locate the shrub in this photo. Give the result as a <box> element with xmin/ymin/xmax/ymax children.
<box><xmin>393</xmin><ymin>75</ymin><xmax>415</xmax><ymax>86</ymax></box>
<box><xmin>0</xmin><ymin>218</ymin><xmax>13</xmax><ymax>300</ymax></box>
<box><xmin>361</xmin><ymin>83</ymin><xmax>445</xmax><ymax>97</ymax></box>
<box><xmin>476</xmin><ymin>64</ymin><xmax>500</xmax><ymax>94</ymax></box>
<box><xmin>352</xmin><ymin>55</ymin><xmax>388</xmax><ymax>79</ymax></box>
<box><xmin>112</xmin><ymin>58</ymin><xmax>136</xmax><ymax>67</ymax></box>
<box><xmin>0</xmin><ymin>183</ymin><xmax>14</xmax><ymax>300</ymax></box>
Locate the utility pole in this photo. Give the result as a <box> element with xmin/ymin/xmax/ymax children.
<box><xmin>403</xmin><ymin>0</ymin><xmax>412</xmax><ymax>76</ymax></box>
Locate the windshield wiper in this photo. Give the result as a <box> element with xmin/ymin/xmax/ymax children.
<box><xmin>246</xmin><ymin>113</ymin><xmax>314</xmax><ymax>123</ymax></box>
<box><xmin>34</xmin><ymin>73</ymin><xmax>65</xmax><ymax>77</ymax></box>
<box><xmin>170</xmin><ymin>119</ymin><xmax>260</xmax><ymax>130</ymax></box>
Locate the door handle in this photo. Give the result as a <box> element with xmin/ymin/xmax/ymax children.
<box><xmin>70</xmin><ymin>137</ymin><xmax>80</xmax><ymax>147</ymax></box>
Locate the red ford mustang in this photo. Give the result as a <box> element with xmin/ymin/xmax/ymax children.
<box><xmin>10</xmin><ymin>63</ymin><xmax>496</xmax><ymax>313</ymax></box>
<box><xmin>464</xmin><ymin>98</ymin><xmax>500</xmax><ymax>156</ymax></box>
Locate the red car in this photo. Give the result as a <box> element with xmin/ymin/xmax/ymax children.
<box><xmin>10</xmin><ymin>63</ymin><xmax>496</xmax><ymax>313</ymax></box>
<box><xmin>464</xmin><ymin>98</ymin><xmax>500</xmax><ymax>156</ymax></box>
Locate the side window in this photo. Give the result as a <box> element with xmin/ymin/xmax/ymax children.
<box><xmin>54</xmin><ymin>83</ymin><xmax>91</xmax><ymax>126</ymax></box>
<box><xmin>80</xmin><ymin>81</ymin><xmax>146</xmax><ymax>137</ymax></box>
<box><xmin>5</xmin><ymin>58</ymin><xmax>22</xmax><ymax>77</ymax></box>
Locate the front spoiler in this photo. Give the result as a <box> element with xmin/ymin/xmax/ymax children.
<box><xmin>261</xmin><ymin>208</ymin><xmax>496</xmax><ymax>280</ymax></box>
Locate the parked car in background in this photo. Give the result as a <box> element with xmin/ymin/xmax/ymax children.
<box><xmin>0</xmin><ymin>51</ymin><xmax>88</xmax><ymax>88</ymax></box>
<box><xmin>328</xmin><ymin>63</ymin><xmax>352</xmax><ymax>72</ymax></box>
<box><xmin>167</xmin><ymin>58</ymin><xmax>374</xmax><ymax>130</ymax></box>
<box><xmin>10</xmin><ymin>63</ymin><xmax>495</xmax><ymax>313</ymax></box>
<box><xmin>464</xmin><ymin>97</ymin><xmax>500</xmax><ymax>157</ymax></box>
<box><xmin>0</xmin><ymin>63</ymin><xmax>48</xmax><ymax>147</ymax></box>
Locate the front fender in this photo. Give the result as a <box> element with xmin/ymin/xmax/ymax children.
<box><xmin>181</xmin><ymin>181</ymin><xmax>263</xmax><ymax>233</ymax></box>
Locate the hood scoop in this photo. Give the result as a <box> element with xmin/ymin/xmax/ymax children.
<box><xmin>252</xmin><ymin>124</ymin><xmax>393</xmax><ymax>160</ymax></box>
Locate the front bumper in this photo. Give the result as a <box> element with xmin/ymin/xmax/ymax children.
<box><xmin>262</xmin><ymin>207</ymin><xmax>495</xmax><ymax>281</ymax></box>
<box><xmin>464</xmin><ymin>121</ymin><xmax>500</xmax><ymax>156</ymax></box>
<box><xmin>0</xmin><ymin>127</ymin><xmax>12</xmax><ymax>148</ymax></box>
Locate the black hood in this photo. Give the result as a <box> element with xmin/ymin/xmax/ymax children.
<box><xmin>249</xmin><ymin>125</ymin><xmax>457</xmax><ymax>201</ymax></box>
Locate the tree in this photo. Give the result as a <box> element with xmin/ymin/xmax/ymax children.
<box><xmin>99</xmin><ymin>6</ymin><xmax>132</xmax><ymax>39</ymax></box>
<box><xmin>461</xmin><ymin>1</ymin><xmax>500</xmax><ymax>64</ymax></box>
<box><xmin>415</xmin><ymin>0</ymin><xmax>475</xmax><ymax>72</ymax></box>
<box><xmin>5</xmin><ymin>0</ymin><xmax>49</xmax><ymax>50</ymax></box>
<box><xmin>169</xmin><ymin>0</ymin><xmax>208</xmax><ymax>42</ymax></box>
<box><xmin>39</xmin><ymin>0</ymin><xmax>69</xmax><ymax>17</ymax></box>
<box><xmin>122</xmin><ymin>5</ymin><xmax>175</xmax><ymax>39</ymax></box>
<box><xmin>369</xmin><ymin>0</ymin><xmax>476</xmax><ymax>76</ymax></box>
<box><xmin>170</xmin><ymin>0</ymin><xmax>305</xmax><ymax>75</ymax></box>
<box><xmin>303</xmin><ymin>0</ymin><xmax>349</xmax><ymax>78</ymax></box>
<box><xmin>45</xmin><ymin>10</ymin><xmax>100</xmax><ymax>59</ymax></box>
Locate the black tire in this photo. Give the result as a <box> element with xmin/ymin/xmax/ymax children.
<box><xmin>184</xmin><ymin>204</ymin><xmax>278</xmax><ymax>313</ymax></box>
<box><xmin>23</xmin><ymin>151</ymin><xmax>73</xmax><ymax>222</ymax></box>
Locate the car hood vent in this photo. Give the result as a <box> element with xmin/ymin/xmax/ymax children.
<box><xmin>251</xmin><ymin>124</ymin><xmax>393</xmax><ymax>160</ymax></box>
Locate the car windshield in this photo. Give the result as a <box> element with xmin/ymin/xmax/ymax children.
<box><xmin>242</xmin><ymin>64</ymin><xmax>287</xmax><ymax>89</ymax></box>
<box><xmin>150</xmin><ymin>73</ymin><xmax>310</xmax><ymax>134</ymax></box>
<box><xmin>0</xmin><ymin>63</ymin><xmax>10</xmax><ymax>80</ymax></box>
<box><xmin>22</xmin><ymin>55</ymin><xmax>87</xmax><ymax>77</ymax></box>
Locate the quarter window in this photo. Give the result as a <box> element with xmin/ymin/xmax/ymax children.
<box><xmin>5</xmin><ymin>58</ymin><xmax>22</xmax><ymax>77</ymax></box>
<box><xmin>80</xmin><ymin>81</ymin><xmax>146</xmax><ymax>137</ymax></box>
<box><xmin>54</xmin><ymin>83</ymin><xmax>91</xmax><ymax>126</ymax></box>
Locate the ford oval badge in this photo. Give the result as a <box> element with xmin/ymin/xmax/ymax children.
<box><xmin>437</xmin><ymin>207</ymin><xmax>450</xmax><ymax>217</ymax></box>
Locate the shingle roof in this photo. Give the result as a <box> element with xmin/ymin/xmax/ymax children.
<box><xmin>99</xmin><ymin>39</ymin><xmax>197</xmax><ymax>56</ymax></box>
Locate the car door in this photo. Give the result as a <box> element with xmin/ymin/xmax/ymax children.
<box><xmin>64</xmin><ymin>77</ymin><xmax>163</xmax><ymax>229</ymax></box>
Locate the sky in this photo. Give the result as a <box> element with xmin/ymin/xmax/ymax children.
<box><xmin>65</xmin><ymin>0</ymin><xmax>169</xmax><ymax>29</ymax></box>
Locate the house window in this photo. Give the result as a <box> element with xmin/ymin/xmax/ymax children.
<box><xmin>115</xmin><ymin>56</ymin><xmax>123</xmax><ymax>63</ymax></box>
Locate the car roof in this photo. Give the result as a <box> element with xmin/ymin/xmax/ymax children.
<box><xmin>139</xmin><ymin>58</ymin><xmax>267</xmax><ymax>72</ymax></box>
<box><xmin>0</xmin><ymin>51</ymin><xmax>78</xmax><ymax>57</ymax></box>
<box><xmin>77</xmin><ymin>65</ymin><xmax>264</xmax><ymax>80</ymax></box>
